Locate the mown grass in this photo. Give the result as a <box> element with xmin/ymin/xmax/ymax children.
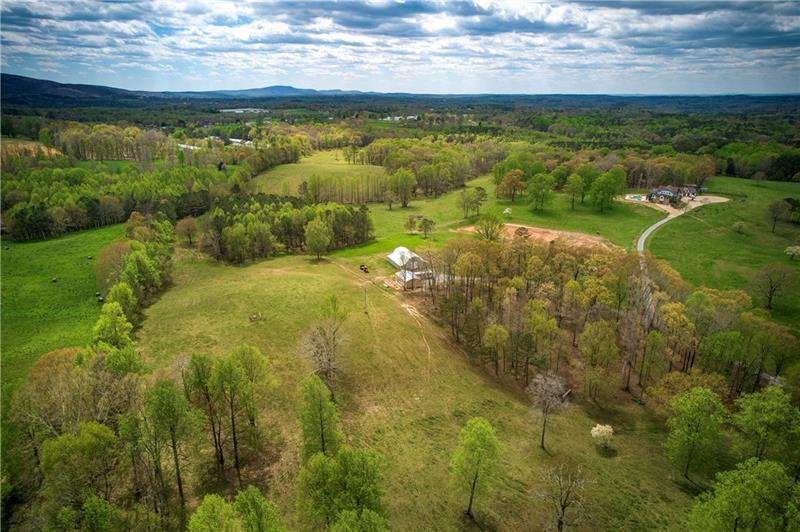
<box><xmin>369</xmin><ymin>175</ymin><xmax>664</xmax><ymax>250</ymax></box>
<box><xmin>1</xmin><ymin>224</ymin><xmax>125</xmax><ymax>405</ymax></box>
<box><xmin>648</xmin><ymin>176</ymin><xmax>800</xmax><ymax>331</ymax></box>
<box><xmin>136</xmin><ymin>251</ymin><xmax>693</xmax><ymax>530</ymax></box>
<box><xmin>252</xmin><ymin>150</ymin><xmax>385</xmax><ymax>196</ymax></box>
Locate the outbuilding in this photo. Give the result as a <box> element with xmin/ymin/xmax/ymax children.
<box><xmin>395</xmin><ymin>270</ymin><xmax>430</xmax><ymax>289</ymax></box>
<box><xmin>387</xmin><ymin>246</ymin><xmax>427</xmax><ymax>271</ymax></box>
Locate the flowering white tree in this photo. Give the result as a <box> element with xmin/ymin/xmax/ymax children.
<box><xmin>590</xmin><ymin>424</ymin><xmax>613</xmax><ymax>449</ymax></box>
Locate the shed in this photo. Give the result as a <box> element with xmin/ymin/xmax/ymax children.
<box><xmin>395</xmin><ymin>270</ymin><xmax>429</xmax><ymax>289</ymax></box>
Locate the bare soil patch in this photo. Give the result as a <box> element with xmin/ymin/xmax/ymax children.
<box><xmin>457</xmin><ymin>223</ymin><xmax>619</xmax><ymax>251</ymax></box>
<box><xmin>619</xmin><ymin>194</ymin><xmax>729</xmax><ymax>216</ymax></box>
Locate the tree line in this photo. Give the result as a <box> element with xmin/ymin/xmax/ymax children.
<box><xmin>415</xmin><ymin>232</ymin><xmax>797</xmax><ymax>402</ymax></box>
<box><xmin>186</xmin><ymin>196</ymin><xmax>374</xmax><ymax>263</ymax></box>
<box><xmin>2</xmin><ymin>139</ymin><xmax>305</xmax><ymax>241</ymax></box>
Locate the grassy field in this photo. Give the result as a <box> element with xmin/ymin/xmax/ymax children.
<box><xmin>0</xmin><ymin>224</ymin><xmax>125</xmax><ymax>405</ymax></box>
<box><xmin>253</xmin><ymin>151</ymin><xmax>664</xmax><ymax>254</ymax></box>
<box><xmin>648</xmin><ymin>176</ymin><xmax>800</xmax><ymax>330</ymax></box>
<box><xmin>253</xmin><ymin>150</ymin><xmax>385</xmax><ymax>196</ymax></box>
<box><xmin>136</xmin><ymin>251</ymin><xmax>694</xmax><ymax>530</ymax></box>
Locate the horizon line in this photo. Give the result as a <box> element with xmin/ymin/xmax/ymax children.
<box><xmin>4</xmin><ymin>72</ymin><xmax>800</xmax><ymax>98</ymax></box>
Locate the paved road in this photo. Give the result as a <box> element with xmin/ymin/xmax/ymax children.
<box><xmin>636</xmin><ymin>213</ymin><xmax>678</xmax><ymax>253</ymax></box>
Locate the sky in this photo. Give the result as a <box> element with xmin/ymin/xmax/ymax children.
<box><xmin>2</xmin><ymin>0</ymin><xmax>799</xmax><ymax>95</ymax></box>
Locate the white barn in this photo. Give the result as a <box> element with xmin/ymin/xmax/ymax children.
<box><xmin>387</xmin><ymin>246</ymin><xmax>427</xmax><ymax>271</ymax></box>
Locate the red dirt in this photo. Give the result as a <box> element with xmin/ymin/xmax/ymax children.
<box><xmin>457</xmin><ymin>223</ymin><xmax>619</xmax><ymax>251</ymax></box>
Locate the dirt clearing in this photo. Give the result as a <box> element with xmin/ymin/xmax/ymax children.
<box><xmin>457</xmin><ymin>223</ymin><xmax>619</xmax><ymax>251</ymax></box>
<box><xmin>619</xmin><ymin>194</ymin><xmax>729</xmax><ymax>216</ymax></box>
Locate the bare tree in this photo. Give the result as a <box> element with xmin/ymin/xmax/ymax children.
<box><xmin>768</xmin><ymin>200</ymin><xmax>791</xmax><ymax>233</ymax></box>
<box><xmin>301</xmin><ymin>295</ymin><xmax>347</xmax><ymax>396</ymax></box>
<box><xmin>752</xmin><ymin>265</ymin><xmax>795</xmax><ymax>310</ymax></box>
<box><xmin>539</xmin><ymin>464</ymin><xmax>589</xmax><ymax>532</ymax></box>
<box><xmin>527</xmin><ymin>373</ymin><xmax>570</xmax><ymax>450</ymax></box>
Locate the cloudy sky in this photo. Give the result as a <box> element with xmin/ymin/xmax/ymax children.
<box><xmin>2</xmin><ymin>0</ymin><xmax>799</xmax><ymax>94</ymax></box>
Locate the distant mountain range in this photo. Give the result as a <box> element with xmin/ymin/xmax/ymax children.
<box><xmin>2</xmin><ymin>73</ymin><xmax>799</xmax><ymax>112</ymax></box>
<box><xmin>0</xmin><ymin>74</ymin><xmax>383</xmax><ymax>107</ymax></box>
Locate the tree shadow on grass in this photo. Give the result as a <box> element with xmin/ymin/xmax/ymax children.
<box><xmin>673</xmin><ymin>477</ymin><xmax>706</xmax><ymax>498</ymax></box>
<box><xmin>304</xmin><ymin>257</ymin><xmax>331</xmax><ymax>265</ymax></box>
<box><xmin>595</xmin><ymin>446</ymin><xmax>618</xmax><ymax>458</ymax></box>
<box><xmin>539</xmin><ymin>445</ymin><xmax>556</xmax><ymax>457</ymax></box>
<box><xmin>457</xmin><ymin>510</ymin><xmax>499</xmax><ymax>532</ymax></box>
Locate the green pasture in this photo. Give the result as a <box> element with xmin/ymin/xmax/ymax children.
<box><xmin>1</xmin><ymin>224</ymin><xmax>125</xmax><ymax>405</ymax></box>
<box><xmin>253</xmin><ymin>150</ymin><xmax>385</xmax><ymax>196</ymax></box>
<box><xmin>648</xmin><ymin>176</ymin><xmax>800</xmax><ymax>330</ymax></box>
<box><xmin>135</xmin><ymin>251</ymin><xmax>694</xmax><ymax>530</ymax></box>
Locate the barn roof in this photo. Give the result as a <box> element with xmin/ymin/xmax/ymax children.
<box><xmin>388</xmin><ymin>246</ymin><xmax>422</xmax><ymax>269</ymax></box>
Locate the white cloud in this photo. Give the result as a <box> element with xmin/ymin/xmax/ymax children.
<box><xmin>1</xmin><ymin>0</ymin><xmax>798</xmax><ymax>93</ymax></box>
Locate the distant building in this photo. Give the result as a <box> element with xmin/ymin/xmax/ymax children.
<box><xmin>228</xmin><ymin>138</ymin><xmax>254</xmax><ymax>147</ymax></box>
<box><xmin>219</xmin><ymin>108</ymin><xmax>270</xmax><ymax>114</ymax></box>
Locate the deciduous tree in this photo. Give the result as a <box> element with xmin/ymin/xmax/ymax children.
<box><xmin>300</xmin><ymin>375</ymin><xmax>342</xmax><ymax>461</ymax></box>
<box><xmin>752</xmin><ymin>265</ymin><xmax>794</xmax><ymax>310</ymax></box>
<box><xmin>176</xmin><ymin>216</ymin><xmax>199</xmax><ymax>246</ymax></box>
<box><xmin>145</xmin><ymin>379</ymin><xmax>199</xmax><ymax>525</ymax></box>
<box><xmin>475</xmin><ymin>213</ymin><xmax>504</xmax><ymax>241</ymax></box>
<box><xmin>189</xmin><ymin>494</ymin><xmax>239</xmax><ymax>532</ymax></box>
<box><xmin>483</xmin><ymin>324</ymin><xmax>508</xmax><ymax>376</ymax></box>
<box><xmin>665</xmin><ymin>387</ymin><xmax>726</xmax><ymax>480</ymax></box>
<box><xmin>527</xmin><ymin>173</ymin><xmax>555</xmax><ymax>210</ymax></box>
<box><xmin>212</xmin><ymin>354</ymin><xmax>250</xmax><ymax>486</ymax></box>
<box><xmin>305</xmin><ymin>217</ymin><xmax>332</xmax><ymax>260</ymax></box>
<box><xmin>93</xmin><ymin>302</ymin><xmax>133</xmax><ymax>349</ymax></box>
<box><xmin>731</xmin><ymin>386</ymin><xmax>797</xmax><ymax>460</ymax></box>
<box><xmin>689</xmin><ymin>458</ymin><xmax>793</xmax><ymax>532</ymax></box>
<box><xmin>527</xmin><ymin>373</ymin><xmax>569</xmax><ymax>450</ymax></box>
<box><xmin>540</xmin><ymin>464</ymin><xmax>588</xmax><ymax>532</ymax></box>
<box><xmin>389</xmin><ymin>168</ymin><xmax>417</xmax><ymax>208</ymax></box>
<box><xmin>768</xmin><ymin>200</ymin><xmax>791</xmax><ymax>232</ymax></box>
<box><xmin>496</xmin><ymin>169</ymin><xmax>526</xmax><ymax>203</ymax></box>
<box><xmin>450</xmin><ymin>417</ymin><xmax>502</xmax><ymax>518</ymax></box>
<box><xmin>234</xmin><ymin>485</ymin><xmax>283</xmax><ymax>532</ymax></box>
<box><xmin>106</xmin><ymin>282</ymin><xmax>138</xmax><ymax>324</ymax></box>
<box><xmin>563</xmin><ymin>174</ymin><xmax>584</xmax><ymax>210</ymax></box>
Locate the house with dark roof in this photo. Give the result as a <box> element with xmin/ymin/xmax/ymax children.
<box><xmin>647</xmin><ymin>185</ymin><xmax>697</xmax><ymax>204</ymax></box>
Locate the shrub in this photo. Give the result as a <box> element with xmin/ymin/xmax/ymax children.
<box><xmin>591</xmin><ymin>424</ymin><xmax>614</xmax><ymax>448</ymax></box>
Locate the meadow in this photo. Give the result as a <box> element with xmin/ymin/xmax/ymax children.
<box><xmin>136</xmin><ymin>250</ymin><xmax>694</xmax><ymax>531</ymax></box>
<box><xmin>648</xmin><ymin>176</ymin><xmax>800</xmax><ymax>330</ymax></box>
<box><xmin>0</xmin><ymin>224</ymin><xmax>125</xmax><ymax>405</ymax></box>
<box><xmin>254</xmin><ymin>151</ymin><xmax>665</xmax><ymax>256</ymax></box>
<box><xmin>253</xmin><ymin>150</ymin><xmax>385</xmax><ymax>196</ymax></box>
